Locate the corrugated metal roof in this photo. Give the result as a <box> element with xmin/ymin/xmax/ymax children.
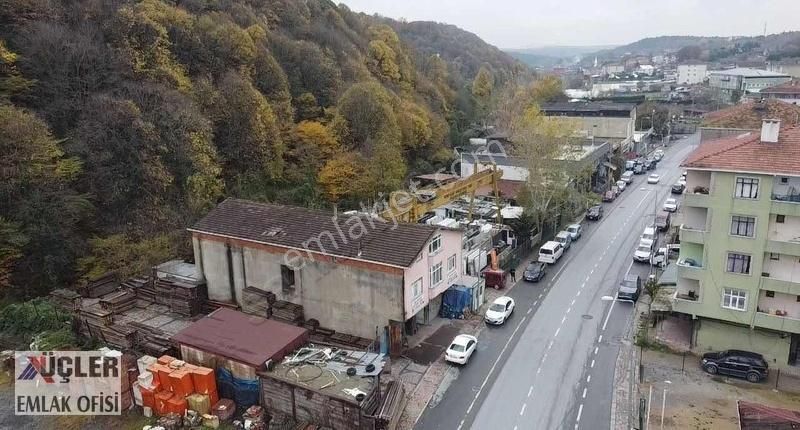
<box><xmin>171</xmin><ymin>308</ymin><xmax>309</xmax><ymax>368</ymax></box>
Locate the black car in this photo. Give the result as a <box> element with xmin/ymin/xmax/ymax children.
<box><xmin>617</xmin><ymin>273</ymin><xmax>641</xmax><ymax>302</ymax></box>
<box><xmin>523</xmin><ymin>262</ymin><xmax>546</xmax><ymax>282</ymax></box>
<box><xmin>671</xmin><ymin>183</ymin><xmax>685</xmax><ymax>194</ymax></box>
<box><xmin>701</xmin><ymin>350</ymin><xmax>768</xmax><ymax>382</ymax></box>
<box><xmin>587</xmin><ymin>205</ymin><xmax>604</xmax><ymax>220</ymax></box>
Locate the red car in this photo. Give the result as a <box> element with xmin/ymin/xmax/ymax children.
<box><xmin>602</xmin><ymin>190</ymin><xmax>616</xmax><ymax>202</ymax></box>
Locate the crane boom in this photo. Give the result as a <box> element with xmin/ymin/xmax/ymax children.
<box><xmin>379</xmin><ymin>165</ymin><xmax>503</xmax><ymax>223</ymax></box>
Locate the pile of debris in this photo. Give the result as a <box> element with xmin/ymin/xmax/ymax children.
<box><xmin>373</xmin><ymin>380</ymin><xmax>406</xmax><ymax>430</ymax></box>
<box><xmin>308</xmin><ymin>327</ymin><xmax>377</xmax><ymax>351</ymax></box>
<box><xmin>49</xmin><ymin>289</ymin><xmax>82</xmax><ymax>311</ymax></box>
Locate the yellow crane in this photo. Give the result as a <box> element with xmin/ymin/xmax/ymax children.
<box><xmin>379</xmin><ymin>164</ymin><xmax>504</xmax><ymax>224</ymax></box>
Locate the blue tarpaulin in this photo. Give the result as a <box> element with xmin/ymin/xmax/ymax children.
<box><xmin>439</xmin><ymin>285</ymin><xmax>473</xmax><ymax>319</ymax></box>
<box><xmin>217</xmin><ymin>367</ymin><xmax>260</xmax><ymax>409</ymax></box>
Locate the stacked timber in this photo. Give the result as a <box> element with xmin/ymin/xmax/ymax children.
<box><xmin>129</xmin><ymin>322</ymin><xmax>176</xmax><ymax>357</ymax></box>
<box><xmin>374</xmin><ymin>381</ymin><xmax>405</xmax><ymax>430</ymax></box>
<box><xmin>203</xmin><ymin>299</ymin><xmax>238</xmax><ymax>314</ymax></box>
<box><xmin>76</xmin><ymin>303</ymin><xmax>113</xmax><ymax>339</ymax></box>
<box><xmin>49</xmin><ymin>289</ymin><xmax>82</xmax><ymax>311</ymax></box>
<box><xmin>270</xmin><ymin>300</ymin><xmax>303</xmax><ymax>325</ymax></box>
<box><xmin>122</xmin><ymin>276</ymin><xmax>154</xmax><ymax>303</ymax></box>
<box><xmin>154</xmin><ymin>278</ymin><xmax>207</xmax><ymax>317</ymax></box>
<box><xmin>308</xmin><ymin>327</ymin><xmax>376</xmax><ymax>351</ymax></box>
<box><xmin>99</xmin><ymin>290</ymin><xmax>137</xmax><ymax>313</ymax></box>
<box><xmin>102</xmin><ymin>324</ymin><xmax>138</xmax><ymax>349</ymax></box>
<box><xmin>78</xmin><ymin>272</ymin><xmax>119</xmax><ymax>298</ymax></box>
<box><xmin>241</xmin><ymin>287</ymin><xmax>275</xmax><ymax>317</ymax></box>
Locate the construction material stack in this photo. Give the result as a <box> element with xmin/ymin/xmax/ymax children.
<box><xmin>136</xmin><ymin>354</ymin><xmax>224</xmax><ymax>419</ymax></box>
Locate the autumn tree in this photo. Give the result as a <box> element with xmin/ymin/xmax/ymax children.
<box><xmin>472</xmin><ymin>65</ymin><xmax>495</xmax><ymax>120</ymax></box>
<box><xmin>335</xmin><ymin>81</ymin><xmax>400</xmax><ymax>150</ymax></box>
<box><xmin>318</xmin><ymin>152</ymin><xmax>364</xmax><ymax>202</ymax></box>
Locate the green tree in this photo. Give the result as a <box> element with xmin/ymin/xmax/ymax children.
<box><xmin>0</xmin><ymin>218</ymin><xmax>27</xmax><ymax>291</ymax></box>
<box><xmin>336</xmin><ymin>81</ymin><xmax>400</xmax><ymax>150</ymax></box>
<box><xmin>78</xmin><ymin>233</ymin><xmax>181</xmax><ymax>282</ymax></box>
<box><xmin>472</xmin><ymin>65</ymin><xmax>495</xmax><ymax>120</ymax></box>
<box><xmin>0</xmin><ymin>39</ymin><xmax>34</xmax><ymax>99</ymax></box>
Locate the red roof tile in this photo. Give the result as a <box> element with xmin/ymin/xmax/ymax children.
<box><xmin>682</xmin><ymin>125</ymin><xmax>800</xmax><ymax>175</ymax></box>
<box><xmin>702</xmin><ymin>99</ymin><xmax>800</xmax><ymax>129</ymax></box>
<box><xmin>762</xmin><ymin>79</ymin><xmax>800</xmax><ymax>95</ymax></box>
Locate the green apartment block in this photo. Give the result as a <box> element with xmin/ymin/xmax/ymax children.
<box><xmin>674</xmin><ymin>120</ymin><xmax>800</xmax><ymax>369</ymax></box>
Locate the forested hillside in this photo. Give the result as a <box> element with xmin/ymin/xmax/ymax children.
<box><xmin>0</xmin><ymin>0</ymin><xmax>527</xmax><ymax>298</ymax></box>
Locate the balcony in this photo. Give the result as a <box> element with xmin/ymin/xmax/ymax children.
<box><xmin>766</xmin><ymin>239</ymin><xmax>800</xmax><ymax>257</ymax></box>
<box><xmin>679</xmin><ymin>226</ymin><xmax>706</xmax><ymax>245</ymax></box>
<box><xmin>761</xmin><ymin>276</ymin><xmax>800</xmax><ymax>295</ymax></box>
<box><xmin>754</xmin><ymin>312</ymin><xmax>800</xmax><ymax>334</ymax></box>
<box><xmin>677</xmin><ymin>262</ymin><xmax>705</xmax><ymax>280</ymax></box>
<box><xmin>772</xmin><ymin>194</ymin><xmax>800</xmax><ymax>217</ymax></box>
<box><xmin>683</xmin><ymin>191</ymin><xmax>711</xmax><ymax>208</ymax></box>
<box><xmin>673</xmin><ymin>278</ymin><xmax>701</xmax><ymax>314</ymax></box>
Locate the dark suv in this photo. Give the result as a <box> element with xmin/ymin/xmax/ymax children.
<box><xmin>617</xmin><ymin>273</ymin><xmax>641</xmax><ymax>302</ymax></box>
<box><xmin>701</xmin><ymin>350</ymin><xmax>768</xmax><ymax>382</ymax></box>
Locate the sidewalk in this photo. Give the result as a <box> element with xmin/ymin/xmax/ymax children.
<box><xmin>395</xmin><ymin>254</ymin><xmax>534</xmax><ymax>430</ymax></box>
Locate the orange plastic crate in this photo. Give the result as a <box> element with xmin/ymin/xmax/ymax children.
<box><xmin>156</xmin><ymin>355</ymin><xmax>176</xmax><ymax>366</ymax></box>
<box><xmin>166</xmin><ymin>395</ymin><xmax>187</xmax><ymax>415</ymax></box>
<box><xmin>139</xmin><ymin>385</ymin><xmax>156</xmax><ymax>409</ymax></box>
<box><xmin>154</xmin><ymin>391</ymin><xmax>173</xmax><ymax>416</ymax></box>
<box><xmin>190</xmin><ymin>366</ymin><xmax>216</xmax><ymax>394</ymax></box>
<box><xmin>168</xmin><ymin>369</ymin><xmax>194</xmax><ymax>398</ymax></box>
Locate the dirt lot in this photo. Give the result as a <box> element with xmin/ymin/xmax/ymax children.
<box><xmin>641</xmin><ymin>349</ymin><xmax>800</xmax><ymax>429</ymax></box>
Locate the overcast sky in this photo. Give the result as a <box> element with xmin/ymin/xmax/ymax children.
<box><xmin>337</xmin><ymin>0</ymin><xmax>799</xmax><ymax>49</ymax></box>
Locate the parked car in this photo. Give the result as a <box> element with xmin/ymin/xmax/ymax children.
<box><xmin>485</xmin><ymin>296</ymin><xmax>515</xmax><ymax>325</ymax></box>
<box><xmin>644</xmin><ymin>160</ymin><xmax>654</xmax><ymax>170</ymax></box>
<box><xmin>640</xmin><ymin>226</ymin><xmax>657</xmax><ymax>248</ymax></box>
<box><xmin>566</xmin><ymin>223</ymin><xmax>582</xmax><ymax>241</ymax></box>
<box><xmin>621</xmin><ymin>171</ymin><xmax>634</xmax><ymax>184</ymax></box>
<box><xmin>625</xmin><ymin>160</ymin><xmax>636</xmax><ymax>171</ymax></box>
<box><xmin>523</xmin><ymin>261</ymin><xmax>546</xmax><ymax>282</ymax></box>
<box><xmin>586</xmin><ymin>205</ymin><xmax>604</xmax><ymax>220</ymax></box>
<box><xmin>653</xmin><ymin>149</ymin><xmax>664</xmax><ymax>160</ymax></box>
<box><xmin>647</xmin><ymin>173</ymin><xmax>661</xmax><ymax>184</ymax></box>
<box><xmin>538</xmin><ymin>241</ymin><xmax>564</xmax><ymax>264</ymax></box>
<box><xmin>617</xmin><ymin>273</ymin><xmax>642</xmax><ymax>302</ymax></box>
<box><xmin>555</xmin><ymin>231</ymin><xmax>573</xmax><ymax>251</ymax></box>
<box><xmin>445</xmin><ymin>334</ymin><xmax>478</xmax><ymax>365</ymax></box>
<box><xmin>662</xmin><ymin>198</ymin><xmax>678</xmax><ymax>212</ymax></box>
<box><xmin>651</xmin><ymin>244</ymin><xmax>680</xmax><ymax>267</ymax></box>
<box><xmin>671</xmin><ymin>182</ymin><xmax>685</xmax><ymax>194</ymax></box>
<box><xmin>634</xmin><ymin>164</ymin><xmax>645</xmax><ymax>175</ymax></box>
<box><xmin>633</xmin><ymin>241</ymin><xmax>653</xmax><ymax>263</ymax></box>
<box><xmin>616</xmin><ymin>180</ymin><xmax>627</xmax><ymax>192</ymax></box>
<box><xmin>602</xmin><ymin>190</ymin><xmax>616</xmax><ymax>202</ymax></box>
<box><xmin>655</xmin><ymin>210</ymin><xmax>671</xmax><ymax>232</ymax></box>
<box><xmin>701</xmin><ymin>350</ymin><xmax>768</xmax><ymax>383</ymax></box>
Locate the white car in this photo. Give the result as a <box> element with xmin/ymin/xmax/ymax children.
<box><xmin>640</xmin><ymin>226</ymin><xmax>657</xmax><ymax>249</ymax></box>
<box><xmin>616</xmin><ymin>180</ymin><xmax>627</xmax><ymax>192</ymax></box>
<box><xmin>485</xmin><ymin>296</ymin><xmax>515</xmax><ymax>325</ymax></box>
<box><xmin>633</xmin><ymin>241</ymin><xmax>653</xmax><ymax>262</ymax></box>
<box><xmin>566</xmin><ymin>223</ymin><xmax>582</xmax><ymax>241</ymax></box>
<box><xmin>662</xmin><ymin>198</ymin><xmax>678</xmax><ymax>212</ymax></box>
<box><xmin>647</xmin><ymin>174</ymin><xmax>661</xmax><ymax>184</ymax></box>
<box><xmin>445</xmin><ymin>334</ymin><xmax>478</xmax><ymax>364</ymax></box>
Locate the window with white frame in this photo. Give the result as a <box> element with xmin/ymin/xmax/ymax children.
<box><xmin>429</xmin><ymin>235</ymin><xmax>441</xmax><ymax>255</ymax></box>
<box><xmin>411</xmin><ymin>277</ymin><xmax>423</xmax><ymax>298</ymax></box>
<box><xmin>722</xmin><ymin>288</ymin><xmax>747</xmax><ymax>311</ymax></box>
<box><xmin>430</xmin><ymin>262</ymin><xmax>443</xmax><ymax>286</ymax></box>
<box><xmin>447</xmin><ymin>254</ymin><xmax>456</xmax><ymax>272</ymax></box>
<box><xmin>726</xmin><ymin>253</ymin><xmax>751</xmax><ymax>274</ymax></box>
<box><xmin>730</xmin><ymin>215</ymin><xmax>756</xmax><ymax>237</ymax></box>
<box><xmin>734</xmin><ymin>177</ymin><xmax>759</xmax><ymax>199</ymax></box>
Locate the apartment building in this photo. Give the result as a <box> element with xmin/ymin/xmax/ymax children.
<box><xmin>677</xmin><ymin>64</ymin><xmax>707</xmax><ymax>85</ymax></box>
<box><xmin>673</xmin><ymin>120</ymin><xmax>800</xmax><ymax>368</ymax></box>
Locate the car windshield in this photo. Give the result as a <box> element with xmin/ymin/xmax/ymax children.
<box><xmin>540</xmin><ymin>249</ymin><xmax>552</xmax><ymax>255</ymax></box>
<box><xmin>490</xmin><ymin>303</ymin><xmax>506</xmax><ymax>312</ymax></box>
<box><xmin>449</xmin><ymin>344</ymin><xmax>465</xmax><ymax>352</ymax></box>
<box><xmin>568</xmin><ymin>227</ymin><xmax>577</xmax><ymax>233</ymax></box>
<box><xmin>637</xmin><ymin>245</ymin><xmax>651</xmax><ymax>253</ymax></box>
<box><xmin>642</xmin><ymin>234</ymin><xmax>654</xmax><ymax>241</ymax></box>
<box><xmin>666</xmin><ymin>199</ymin><xmax>675</xmax><ymax>204</ymax></box>
<box><xmin>526</xmin><ymin>264</ymin><xmax>540</xmax><ymax>272</ymax></box>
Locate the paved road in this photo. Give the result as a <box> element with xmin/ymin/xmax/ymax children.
<box><xmin>416</xmin><ymin>135</ymin><xmax>699</xmax><ymax>430</ymax></box>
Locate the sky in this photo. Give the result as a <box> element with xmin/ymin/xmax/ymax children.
<box><xmin>337</xmin><ymin>0</ymin><xmax>799</xmax><ymax>49</ymax></box>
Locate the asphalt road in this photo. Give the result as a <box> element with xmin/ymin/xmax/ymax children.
<box><xmin>415</xmin><ymin>135</ymin><xmax>699</xmax><ymax>430</ymax></box>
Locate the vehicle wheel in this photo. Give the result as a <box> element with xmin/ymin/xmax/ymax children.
<box><xmin>704</xmin><ymin>363</ymin><xmax>718</xmax><ymax>375</ymax></box>
<box><xmin>746</xmin><ymin>372</ymin><xmax>761</xmax><ymax>383</ymax></box>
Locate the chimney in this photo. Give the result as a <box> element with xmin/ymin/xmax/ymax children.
<box><xmin>761</xmin><ymin>119</ymin><xmax>780</xmax><ymax>143</ymax></box>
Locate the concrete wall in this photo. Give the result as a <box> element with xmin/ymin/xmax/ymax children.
<box><xmin>699</xmin><ymin>127</ymin><xmax>757</xmax><ymax>143</ymax></box>
<box><xmin>769</xmin><ymin>214</ymin><xmax>800</xmax><ymax>243</ymax></box>
<box><xmin>461</xmin><ymin>161</ymin><xmax>528</xmax><ymax>181</ymax></box>
<box><xmin>695</xmin><ymin>318</ymin><xmax>790</xmax><ymax>368</ymax></box>
<box><xmin>195</xmin><ymin>235</ymin><xmax>404</xmax><ymax>339</ymax></box>
<box><xmin>403</xmin><ymin>229</ymin><xmax>462</xmax><ymax>320</ymax></box>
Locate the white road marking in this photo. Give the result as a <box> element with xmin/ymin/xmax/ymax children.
<box><xmin>586</xmin><ymin>375</ymin><xmax>591</xmax><ymax>383</ymax></box>
<box><xmin>576</xmin><ymin>290</ymin><xmax>581</xmax><ymax>297</ymax></box>
<box><xmin>457</xmin><ymin>314</ymin><xmax>528</xmax><ymax>429</ymax></box>
<box><xmin>520</xmin><ymin>403</ymin><xmax>527</xmax><ymax>416</ymax></box>
<box><xmin>536</xmin><ymin>367</ymin><xmax>542</xmax><ymax>375</ymax></box>
<box><xmin>514</xmin><ymin>427</ymin><xmax>518</xmax><ymax>430</ymax></box>
<box><xmin>571</xmin><ymin>299</ymin><xmax>575</xmax><ymax>306</ymax></box>
<box><xmin>527</xmin><ymin>307</ymin><xmax>533</xmax><ymax>314</ymax></box>
<box><xmin>594</xmin><ymin>347</ymin><xmax>599</xmax><ymax>355</ymax></box>
<box><xmin>591</xmin><ymin>359</ymin><xmax>595</xmax><ymax>368</ymax></box>
<box><xmin>598</xmin><ymin>335</ymin><xmax>603</xmax><ymax>343</ymax></box>
<box><xmin>561</xmin><ymin>316</ymin><xmax>567</xmax><ymax>324</ymax></box>
<box><xmin>539</xmin><ymin>293</ymin><xmax>543</xmax><ymax>299</ymax></box>
<box><xmin>582</xmin><ymin>387</ymin><xmax>587</xmax><ymax>398</ymax></box>
<box><xmin>554</xmin><ymin>327</ymin><xmax>561</xmax><ymax>337</ymax></box>
<box><xmin>528</xmin><ymin>386</ymin><xmax>533</xmax><ymax>397</ymax></box>
<box><xmin>601</xmin><ymin>294</ymin><xmax>617</xmax><ymax>332</ymax></box>
<box><xmin>576</xmin><ymin>403</ymin><xmax>584</xmax><ymax>424</ymax></box>
<box><xmin>566</xmin><ymin>307</ymin><xmax>571</xmax><ymax>314</ymax></box>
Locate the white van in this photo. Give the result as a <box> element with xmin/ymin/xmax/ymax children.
<box><xmin>621</xmin><ymin>171</ymin><xmax>634</xmax><ymax>184</ymax></box>
<box><xmin>538</xmin><ymin>241</ymin><xmax>564</xmax><ymax>264</ymax></box>
<box><xmin>640</xmin><ymin>226</ymin><xmax>657</xmax><ymax>248</ymax></box>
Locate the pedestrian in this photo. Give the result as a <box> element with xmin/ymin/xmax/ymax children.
<box><xmin>509</xmin><ymin>268</ymin><xmax>516</xmax><ymax>282</ymax></box>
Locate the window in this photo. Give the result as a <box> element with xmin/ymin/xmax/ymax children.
<box><xmin>730</xmin><ymin>216</ymin><xmax>756</xmax><ymax>237</ymax></box>
<box><xmin>430</xmin><ymin>262</ymin><xmax>443</xmax><ymax>286</ymax></box>
<box><xmin>411</xmin><ymin>278</ymin><xmax>423</xmax><ymax>298</ymax></box>
<box><xmin>722</xmin><ymin>288</ymin><xmax>747</xmax><ymax>311</ymax></box>
<box><xmin>777</xmin><ymin>215</ymin><xmax>786</xmax><ymax>223</ymax></box>
<box><xmin>781</xmin><ymin>177</ymin><xmax>789</xmax><ymax>184</ymax></box>
<box><xmin>734</xmin><ymin>177</ymin><xmax>759</xmax><ymax>199</ymax></box>
<box><xmin>766</xmin><ymin>290</ymin><xmax>775</xmax><ymax>298</ymax></box>
<box><xmin>429</xmin><ymin>235</ymin><xmax>441</xmax><ymax>255</ymax></box>
<box><xmin>726</xmin><ymin>253</ymin><xmax>751</xmax><ymax>274</ymax></box>
<box><xmin>447</xmin><ymin>254</ymin><xmax>456</xmax><ymax>272</ymax></box>
<box><xmin>281</xmin><ymin>265</ymin><xmax>295</xmax><ymax>291</ymax></box>
<box><xmin>770</xmin><ymin>253</ymin><xmax>780</xmax><ymax>261</ymax></box>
